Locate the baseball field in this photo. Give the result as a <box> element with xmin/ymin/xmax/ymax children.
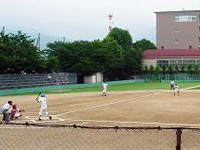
<box><xmin>1</xmin><ymin>82</ymin><xmax>200</xmax><ymax>126</ymax></box>
<box><xmin>1</xmin><ymin>82</ymin><xmax>200</xmax><ymax>150</ymax></box>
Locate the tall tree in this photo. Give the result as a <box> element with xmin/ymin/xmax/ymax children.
<box><xmin>133</xmin><ymin>39</ymin><xmax>156</xmax><ymax>52</ymax></box>
<box><xmin>105</xmin><ymin>27</ymin><xmax>142</xmax><ymax>78</ymax></box>
<box><xmin>0</xmin><ymin>31</ymin><xmax>43</xmax><ymax>73</ymax></box>
<box><xmin>47</xmin><ymin>39</ymin><xmax>125</xmax><ymax>79</ymax></box>
<box><xmin>106</xmin><ymin>27</ymin><xmax>132</xmax><ymax>50</ymax></box>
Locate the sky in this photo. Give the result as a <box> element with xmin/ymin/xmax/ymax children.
<box><xmin>1</xmin><ymin>0</ymin><xmax>200</xmax><ymax>45</ymax></box>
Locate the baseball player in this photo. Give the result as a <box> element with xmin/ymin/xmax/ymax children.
<box><xmin>170</xmin><ymin>80</ymin><xmax>175</xmax><ymax>90</ymax></box>
<box><xmin>102</xmin><ymin>81</ymin><xmax>108</xmax><ymax>96</ymax></box>
<box><xmin>36</xmin><ymin>93</ymin><xmax>52</xmax><ymax>121</ymax></box>
<box><xmin>1</xmin><ymin>101</ymin><xmax>12</xmax><ymax>122</ymax></box>
<box><xmin>173</xmin><ymin>83</ymin><xmax>180</xmax><ymax>95</ymax></box>
<box><xmin>10</xmin><ymin>104</ymin><xmax>25</xmax><ymax>120</ymax></box>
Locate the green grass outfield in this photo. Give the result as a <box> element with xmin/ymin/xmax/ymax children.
<box><xmin>68</xmin><ymin>82</ymin><xmax>200</xmax><ymax>93</ymax></box>
<box><xmin>2</xmin><ymin>82</ymin><xmax>200</xmax><ymax>96</ymax></box>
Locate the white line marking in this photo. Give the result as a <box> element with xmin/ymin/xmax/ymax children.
<box><xmin>55</xmin><ymin>92</ymin><xmax>160</xmax><ymax>117</ymax></box>
<box><xmin>19</xmin><ymin>85</ymin><xmax>200</xmax><ymax>124</ymax></box>
<box><xmin>58</xmin><ymin>118</ymin><xmax>65</xmax><ymax>121</ymax></box>
<box><xmin>54</xmin><ymin>85</ymin><xmax>200</xmax><ymax>117</ymax></box>
<box><xmin>25</xmin><ymin>115</ymin><xmax>63</xmax><ymax>124</ymax></box>
<box><xmin>181</xmin><ymin>85</ymin><xmax>200</xmax><ymax>90</ymax></box>
<box><xmin>24</xmin><ymin>111</ymin><xmax>58</xmax><ymax>114</ymax></box>
<box><xmin>0</xmin><ymin>126</ymin><xmax>44</xmax><ymax>129</ymax></box>
<box><xmin>25</xmin><ymin>116</ymin><xmax>37</xmax><ymax>122</ymax></box>
<box><xmin>31</xmin><ymin>120</ymin><xmax>36</xmax><ymax>123</ymax></box>
<box><xmin>36</xmin><ymin>120</ymin><xmax>61</xmax><ymax>123</ymax></box>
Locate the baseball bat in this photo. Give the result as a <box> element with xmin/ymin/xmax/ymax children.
<box><xmin>36</xmin><ymin>92</ymin><xmax>41</xmax><ymax>100</ymax></box>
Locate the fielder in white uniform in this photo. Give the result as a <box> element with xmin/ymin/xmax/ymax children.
<box><xmin>102</xmin><ymin>82</ymin><xmax>108</xmax><ymax>96</ymax></box>
<box><xmin>173</xmin><ymin>83</ymin><xmax>179</xmax><ymax>95</ymax></box>
<box><xmin>36</xmin><ymin>94</ymin><xmax>52</xmax><ymax>121</ymax></box>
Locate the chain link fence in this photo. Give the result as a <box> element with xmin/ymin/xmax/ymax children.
<box><xmin>136</xmin><ymin>74</ymin><xmax>200</xmax><ymax>82</ymax></box>
<box><xmin>1</xmin><ymin>122</ymin><xmax>200</xmax><ymax>150</ymax></box>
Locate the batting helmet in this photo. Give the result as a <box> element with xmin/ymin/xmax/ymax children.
<box><xmin>41</xmin><ymin>94</ymin><xmax>45</xmax><ymax>97</ymax></box>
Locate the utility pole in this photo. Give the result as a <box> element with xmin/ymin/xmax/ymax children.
<box><xmin>2</xmin><ymin>26</ymin><xmax>5</xmax><ymax>35</ymax></box>
<box><xmin>108</xmin><ymin>13</ymin><xmax>114</xmax><ymax>32</ymax></box>
<box><xmin>36</xmin><ymin>33</ymin><xmax>41</xmax><ymax>50</ymax></box>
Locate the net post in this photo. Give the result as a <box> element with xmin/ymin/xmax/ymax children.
<box><xmin>176</xmin><ymin>128</ymin><xmax>182</xmax><ymax>150</ymax></box>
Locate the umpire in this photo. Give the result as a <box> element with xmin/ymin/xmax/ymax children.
<box><xmin>1</xmin><ymin>101</ymin><xmax>12</xmax><ymax>122</ymax></box>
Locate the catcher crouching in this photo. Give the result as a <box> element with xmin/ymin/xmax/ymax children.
<box><xmin>10</xmin><ymin>104</ymin><xmax>25</xmax><ymax>120</ymax></box>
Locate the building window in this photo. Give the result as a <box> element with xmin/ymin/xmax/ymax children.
<box><xmin>174</xmin><ymin>30</ymin><xmax>180</xmax><ymax>44</ymax></box>
<box><xmin>175</xmin><ymin>15</ymin><xmax>197</xmax><ymax>22</ymax></box>
<box><xmin>157</xmin><ymin>60</ymin><xmax>169</xmax><ymax>66</ymax></box>
<box><xmin>175</xmin><ymin>38</ymin><xmax>179</xmax><ymax>44</ymax></box>
<box><xmin>174</xmin><ymin>30</ymin><xmax>180</xmax><ymax>33</ymax></box>
<box><xmin>183</xmin><ymin>60</ymin><xmax>195</xmax><ymax>64</ymax></box>
<box><xmin>170</xmin><ymin>60</ymin><xmax>182</xmax><ymax>65</ymax></box>
<box><xmin>197</xmin><ymin>60</ymin><xmax>200</xmax><ymax>64</ymax></box>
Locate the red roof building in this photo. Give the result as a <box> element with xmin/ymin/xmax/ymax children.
<box><xmin>143</xmin><ymin>49</ymin><xmax>200</xmax><ymax>67</ymax></box>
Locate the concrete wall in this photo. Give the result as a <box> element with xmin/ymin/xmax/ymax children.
<box><xmin>156</xmin><ymin>10</ymin><xmax>200</xmax><ymax>49</ymax></box>
<box><xmin>143</xmin><ymin>59</ymin><xmax>157</xmax><ymax>67</ymax></box>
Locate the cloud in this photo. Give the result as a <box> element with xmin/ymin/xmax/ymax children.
<box><xmin>1</xmin><ymin>0</ymin><xmax>200</xmax><ymax>41</ymax></box>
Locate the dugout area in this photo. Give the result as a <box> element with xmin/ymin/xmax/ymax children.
<box><xmin>1</xmin><ymin>89</ymin><xmax>200</xmax><ymax>127</ymax></box>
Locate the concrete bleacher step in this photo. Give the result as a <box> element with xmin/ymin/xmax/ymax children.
<box><xmin>0</xmin><ymin>73</ymin><xmax>75</xmax><ymax>90</ymax></box>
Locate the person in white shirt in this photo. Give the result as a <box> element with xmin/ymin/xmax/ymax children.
<box><xmin>1</xmin><ymin>101</ymin><xmax>12</xmax><ymax>122</ymax></box>
<box><xmin>174</xmin><ymin>83</ymin><xmax>180</xmax><ymax>96</ymax></box>
<box><xmin>102</xmin><ymin>82</ymin><xmax>108</xmax><ymax>96</ymax></box>
<box><xmin>36</xmin><ymin>94</ymin><xmax>52</xmax><ymax>121</ymax></box>
<box><xmin>170</xmin><ymin>80</ymin><xmax>175</xmax><ymax>90</ymax></box>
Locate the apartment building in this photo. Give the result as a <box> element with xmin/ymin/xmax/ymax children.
<box><xmin>155</xmin><ymin>10</ymin><xmax>200</xmax><ymax>49</ymax></box>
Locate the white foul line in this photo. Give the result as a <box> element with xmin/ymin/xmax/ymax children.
<box><xmin>21</xmin><ymin>85</ymin><xmax>200</xmax><ymax>124</ymax></box>
<box><xmin>181</xmin><ymin>85</ymin><xmax>200</xmax><ymax>90</ymax></box>
<box><xmin>55</xmin><ymin>92</ymin><xmax>161</xmax><ymax>117</ymax></box>
<box><xmin>25</xmin><ymin>115</ymin><xmax>64</xmax><ymax>123</ymax></box>
<box><xmin>55</xmin><ymin>84</ymin><xmax>200</xmax><ymax>117</ymax></box>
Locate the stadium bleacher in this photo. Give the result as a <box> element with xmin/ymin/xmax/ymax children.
<box><xmin>0</xmin><ymin>73</ymin><xmax>77</xmax><ymax>90</ymax></box>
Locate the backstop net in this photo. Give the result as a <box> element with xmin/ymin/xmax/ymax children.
<box><xmin>1</xmin><ymin>122</ymin><xmax>200</xmax><ymax>150</ymax></box>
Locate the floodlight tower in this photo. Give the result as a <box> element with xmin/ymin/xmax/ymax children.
<box><xmin>108</xmin><ymin>13</ymin><xmax>114</xmax><ymax>32</ymax></box>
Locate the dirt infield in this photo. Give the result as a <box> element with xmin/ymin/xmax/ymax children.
<box><xmin>2</xmin><ymin>90</ymin><xmax>200</xmax><ymax>150</ymax></box>
<box><xmin>1</xmin><ymin>90</ymin><xmax>200</xmax><ymax>127</ymax></box>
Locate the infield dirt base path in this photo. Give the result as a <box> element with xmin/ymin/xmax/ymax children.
<box><xmin>1</xmin><ymin>90</ymin><xmax>200</xmax><ymax>127</ymax></box>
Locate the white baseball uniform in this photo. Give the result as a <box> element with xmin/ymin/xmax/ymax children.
<box><xmin>102</xmin><ymin>82</ymin><xmax>108</xmax><ymax>96</ymax></box>
<box><xmin>174</xmin><ymin>84</ymin><xmax>179</xmax><ymax>95</ymax></box>
<box><xmin>38</xmin><ymin>97</ymin><xmax>49</xmax><ymax>116</ymax></box>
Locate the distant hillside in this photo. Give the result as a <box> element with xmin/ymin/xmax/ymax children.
<box><xmin>2</xmin><ymin>28</ymin><xmax>71</xmax><ymax>49</ymax></box>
